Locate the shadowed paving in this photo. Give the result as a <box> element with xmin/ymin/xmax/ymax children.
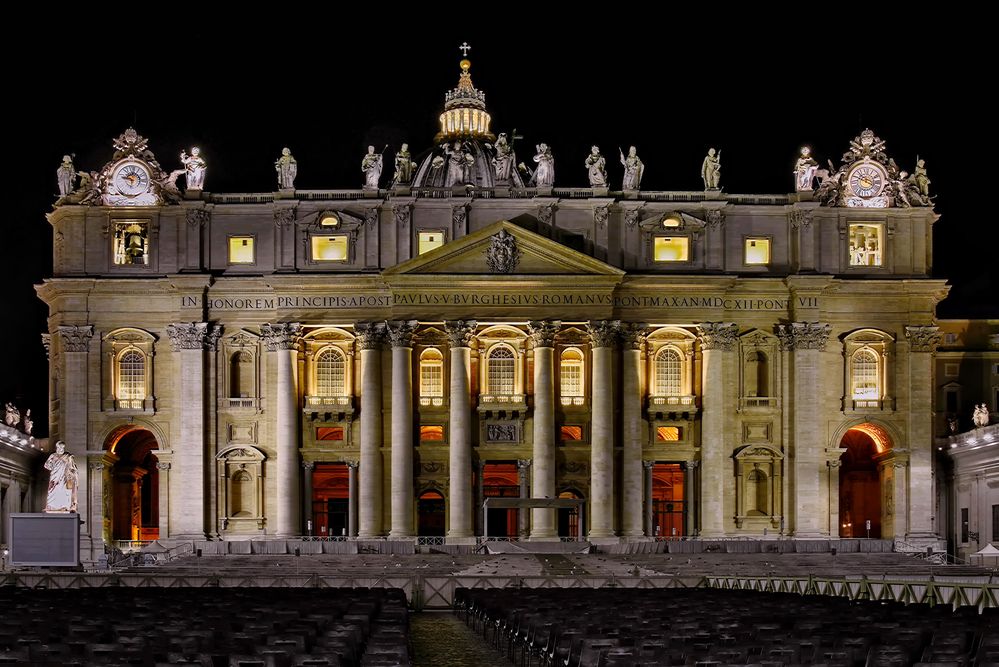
<box><xmin>411</xmin><ymin>612</ymin><xmax>502</xmax><ymax>666</ymax></box>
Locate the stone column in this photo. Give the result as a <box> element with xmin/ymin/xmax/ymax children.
<box><xmin>346</xmin><ymin>460</ymin><xmax>359</xmax><ymax>538</ymax></box>
<box><xmin>687</xmin><ymin>460</ymin><xmax>699</xmax><ymax>536</ymax></box>
<box><xmin>475</xmin><ymin>460</ymin><xmax>485</xmax><ymax>536</ymax></box>
<box><xmin>528</xmin><ymin>320</ymin><xmax>560</xmax><ymax>539</ymax></box>
<box><xmin>643</xmin><ymin>460</ymin><xmax>655</xmax><ymax>537</ymax></box>
<box><xmin>262</xmin><ymin>322</ymin><xmax>302</xmax><ymax>538</ymax></box>
<box><xmin>387</xmin><ymin>320</ymin><xmax>417</xmax><ymax>538</ymax></box>
<box><xmin>776</xmin><ymin>322</ymin><xmax>831</xmax><ymax>537</ymax></box>
<box><xmin>696</xmin><ymin>323</ymin><xmax>739</xmax><ymax>537</ymax></box>
<box><xmin>905</xmin><ymin>326</ymin><xmax>941</xmax><ymax>540</ymax></box>
<box><xmin>588</xmin><ymin>320</ymin><xmax>619</xmax><ymax>539</ymax></box>
<box><xmin>302</xmin><ymin>461</ymin><xmax>315</xmax><ymax>535</ymax></box>
<box><xmin>517</xmin><ymin>459</ymin><xmax>532</xmax><ymax>538</ymax></box>
<box><xmin>155</xmin><ymin>461</ymin><xmax>171</xmax><ymax>538</ymax></box>
<box><xmin>622</xmin><ymin>324</ymin><xmax>647</xmax><ymax>538</ymax></box>
<box><xmin>166</xmin><ymin>323</ymin><xmax>219</xmax><ymax>539</ymax></box>
<box><xmin>55</xmin><ymin>326</ymin><xmax>93</xmax><ymax>554</ymax></box>
<box><xmin>446</xmin><ymin>320</ymin><xmax>477</xmax><ymax>540</ymax></box>
<box><xmin>827</xmin><ymin>460</ymin><xmax>841</xmax><ymax>537</ymax></box>
<box><xmin>355</xmin><ymin>323</ymin><xmax>385</xmax><ymax>538</ymax></box>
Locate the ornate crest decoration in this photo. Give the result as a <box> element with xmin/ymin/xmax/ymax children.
<box><xmin>485</xmin><ymin>229</ymin><xmax>521</xmax><ymax>273</ymax></box>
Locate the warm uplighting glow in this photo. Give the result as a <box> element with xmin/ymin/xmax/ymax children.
<box><xmin>846</xmin><ymin>424</ymin><xmax>891</xmax><ymax>454</ymax></box>
<box><xmin>654</xmin><ymin>236</ymin><xmax>689</xmax><ymax>262</ymax></box>
<box><xmin>418</xmin><ymin>231</ymin><xmax>445</xmax><ymax>255</ymax></box>
<box><xmin>311</xmin><ymin>236</ymin><xmax>348</xmax><ymax>261</ymax></box>
<box><xmin>420</xmin><ymin>425</ymin><xmax>444</xmax><ymax>442</ymax></box>
<box><xmin>744</xmin><ymin>238</ymin><xmax>771</xmax><ymax>265</ymax></box>
<box><xmin>656</xmin><ymin>426</ymin><xmax>681</xmax><ymax>441</ymax></box>
<box><xmin>320</xmin><ymin>214</ymin><xmax>340</xmax><ymax>227</ymax></box>
<box><xmin>849</xmin><ymin>223</ymin><xmax>883</xmax><ymax>267</ymax></box>
<box><xmin>228</xmin><ymin>236</ymin><xmax>255</xmax><ymax>264</ymax></box>
<box><xmin>560</xmin><ymin>426</ymin><xmax>583</xmax><ymax>441</ymax></box>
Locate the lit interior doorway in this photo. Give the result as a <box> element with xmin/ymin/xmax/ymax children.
<box><xmin>557</xmin><ymin>489</ymin><xmax>583</xmax><ymax>537</ymax></box>
<box><xmin>104</xmin><ymin>427</ymin><xmax>160</xmax><ymax>543</ymax></box>
<box><xmin>839</xmin><ymin>424</ymin><xmax>891</xmax><ymax>538</ymax></box>
<box><xmin>482</xmin><ymin>463</ymin><xmax>519</xmax><ymax>537</ymax></box>
<box><xmin>418</xmin><ymin>490</ymin><xmax>445</xmax><ymax>536</ymax></box>
<box><xmin>312</xmin><ymin>463</ymin><xmax>349</xmax><ymax>538</ymax></box>
<box><xmin>652</xmin><ymin>463</ymin><xmax>685</xmax><ymax>538</ymax></box>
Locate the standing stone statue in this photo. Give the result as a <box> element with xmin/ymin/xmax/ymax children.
<box><xmin>57</xmin><ymin>155</ymin><xmax>76</xmax><ymax>197</ymax></box>
<box><xmin>23</xmin><ymin>408</ymin><xmax>32</xmax><ymax>436</ymax></box>
<box><xmin>533</xmin><ymin>143</ymin><xmax>555</xmax><ymax>187</ymax></box>
<box><xmin>491</xmin><ymin>133</ymin><xmax>515</xmax><ymax>184</ymax></box>
<box><xmin>361</xmin><ymin>145</ymin><xmax>384</xmax><ymax>190</ymax></box>
<box><xmin>274</xmin><ymin>147</ymin><xmax>298</xmax><ymax>189</ymax></box>
<box><xmin>973</xmin><ymin>403</ymin><xmax>990</xmax><ymax>428</ymax></box>
<box><xmin>584</xmin><ymin>146</ymin><xmax>607</xmax><ymax>187</ymax></box>
<box><xmin>4</xmin><ymin>402</ymin><xmax>18</xmax><ymax>427</ymax></box>
<box><xmin>620</xmin><ymin>145</ymin><xmax>644</xmax><ymax>190</ymax></box>
<box><xmin>701</xmin><ymin>148</ymin><xmax>721</xmax><ymax>190</ymax></box>
<box><xmin>444</xmin><ymin>141</ymin><xmax>473</xmax><ymax>187</ymax></box>
<box><xmin>393</xmin><ymin>143</ymin><xmax>415</xmax><ymax>186</ymax></box>
<box><xmin>914</xmin><ymin>158</ymin><xmax>931</xmax><ymax>197</ymax></box>
<box><xmin>44</xmin><ymin>440</ymin><xmax>79</xmax><ymax>513</ymax></box>
<box><xmin>793</xmin><ymin>146</ymin><xmax>819</xmax><ymax>191</ymax></box>
<box><xmin>180</xmin><ymin>147</ymin><xmax>207</xmax><ymax>190</ymax></box>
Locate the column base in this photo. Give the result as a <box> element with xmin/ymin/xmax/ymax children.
<box><xmin>530</xmin><ymin>529</ymin><xmax>557</xmax><ymax>539</ymax></box>
<box><xmin>587</xmin><ymin>536</ymin><xmax>621</xmax><ymax>546</ymax></box>
<box><xmin>388</xmin><ymin>531</ymin><xmax>414</xmax><ymax>539</ymax></box>
<box><xmin>445</xmin><ymin>536</ymin><xmax>477</xmax><ymax>545</ymax></box>
<box><xmin>621</xmin><ymin>535</ymin><xmax>653</xmax><ymax>542</ymax></box>
<box><xmin>357</xmin><ymin>532</ymin><xmax>382</xmax><ymax>539</ymax></box>
<box><xmin>587</xmin><ymin>531</ymin><xmax>616</xmax><ymax>540</ymax></box>
<box><xmin>527</xmin><ymin>536</ymin><xmax>561</xmax><ymax>543</ymax></box>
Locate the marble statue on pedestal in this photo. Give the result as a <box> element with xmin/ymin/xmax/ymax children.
<box><xmin>393</xmin><ymin>143</ymin><xmax>415</xmax><ymax>186</ymax></box>
<box><xmin>973</xmin><ymin>403</ymin><xmax>990</xmax><ymax>428</ymax></box>
<box><xmin>444</xmin><ymin>141</ymin><xmax>473</xmax><ymax>187</ymax></box>
<box><xmin>57</xmin><ymin>155</ymin><xmax>76</xmax><ymax>197</ymax></box>
<box><xmin>914</xmin><ymin>158</ymin><xmax>931</xmax><ymax>197</ymax></box>
<box><xmin>584</xmin><ymin>146</ymin><xmax>607</xmax><ymax>187</ymax></box>
<box><xmin>491</xmin><ymin>133</ymin><xmax>515</xmax><ymax>184</ymax></box>
<box><xmin>793</xmin><ymin>146</ymin><xmax>819</xmax><ymax>191</ymax></box>
<box><xmin>361</xmin><ymin>145</ymin><xmax>385</xmax><ymax>190</ymax></box>
<box><xmin>4</xmin><ymin>402</ymin><xmax>18</xmax><ymax>427</ymax></box>
<box><xmin>181</xmin><ymin>147</ymin><xmax>206</xmax><ymax>190</ymax></box>
<box><xmin>44</xmin><ymin>440</ymin><xmax>79</xmax><ymax>513</ymax></box>
<box><xmin>701</xmin><ymin>148</ymin><xmax>721</xmax><ymax>190</ymax></box>
<box><xmin>620</xmin><ymin>145</ymin><xmax>644</xmax><ymax>190</ymax></box>
<box><xmin>274</xmin><ymin>148</ymin><xmax>297</xmax><ymax>189</ymax></box>
<box><xmin>532</xmin><ymin>143</ymin><xmax>554</xmax><ymax>187</ymax></box>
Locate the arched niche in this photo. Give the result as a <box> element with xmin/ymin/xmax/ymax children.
<box><xmin>216</xmin><ymin>445</ymin><xmax>266</xmax><ymax>533</ymax></box>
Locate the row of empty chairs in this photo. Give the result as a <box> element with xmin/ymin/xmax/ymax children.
<box><xmin>0</xmin><ymin>586</ymin><xmax>411</xmax><ymax>666</ymax></box>
<box><xmin>456</xmin><ymin>587</ymin><xmax>999</xmax><ymax>666</ymax></box>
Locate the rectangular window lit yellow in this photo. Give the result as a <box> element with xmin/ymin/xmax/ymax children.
<box><xmin>654</xmin><ymin>237</ymin><xmax>689</xmax><ymax>262</ymax></box>
<box><xmin>311</xmin><ymin>235</ymin><xmax>348</xmax><ymax>262</ymax></box>
<box><xmin>848</xmin><ymin>223</ymin><xmax>883</xmax><ymax>267</ymax></box>
<box><xmin>744</xmin><ymin>238</ymin><xmax>770</xmax><ymax>265</ymax></box>
<box><xmin>228</xmin><ymin>236</ymin><xmax>255</xmax><ymax>264</ymax></box>
<box><xmin>418</xmin><ymin>231</ymin><xmax>445</xmax><ymax>255</ymax></box>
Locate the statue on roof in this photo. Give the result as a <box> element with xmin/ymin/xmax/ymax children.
<box><xmin>914</xmin><ymin>158</ymin><xmax>931</xmax><ymax>197</ymax></box>
<box><xmin>180</xmin><ymin>147</ymin><xmax>206</xmax><ymax>190</ymax></box>
<box><xmin>275</xmin><ymin>147</ymin><xmax>297</xmax><ymax>190</ymax></box>
<box><xmin>620</xmin><ymin>146</ymin><xmax>644</xmax><ymax>190</ymax></box>
<box><xmin>361</xmin><ymin>145</ymin><xmax>385</xmax><ymax>190</ymax></box>
<box><xmin>57</xmin><ymin>155</ymin><xmax>76</xmax><ymax>198</ymax></box>
<box><xmin>585</xmin><ymin>146</ymin><xmax>607</xmax><ymax>187</ymax></box>
<box><xmin>443</xmin><ymin>141</ymin><xmax>474</xmax><ymax>187</ymax></box>
<box><xmin>701</xmin><ymin>148</ymin><xmax>721</xmax><ymax>190</ymax></box>
<box><xmin>4</xmin><ymin>402</ymin><xmax>19</xmax><ymax>427</ymax></box>
<box><xmin>491</xmin><ymin>133</ymin><xmax>515</xmax><ymax>185</ymax></box>
<box><xmin>793</xmin><ymin>146</ymin><xmax>819</xmax><ymax>192</ymax></box>
<box><xmin>532</xmin><ymin>143</ymin><xmax>554</xmax><ymax>187</ymax></box>
<box><xmin>393</xmin><ymin>143</ymin><xmax>416</xmax><ymax>186</ymax></box>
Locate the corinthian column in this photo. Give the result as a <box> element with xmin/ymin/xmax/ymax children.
<box><xmin>588</xmin><ymin>320</ymin><xmax>620</xmax><ymax>539</ymax></box>
<box><xmin>167</xmin><ymin>322</ymin><xmax>220</xmax><ymax>539</ymax></box>
<box><xmin>446</xmin><ymin>320</ymin><xmax>477</xmax><ymax>539</ymax></box>
<box><xmin>262</xmin><ymin>322</ymin><xmax>302</xmax><ymax>537</ymax></box>
<box><xmin>528</xmin><ymin>320</ymin><xmax>560</xmax><ymax>538</ymax></box>
<box><xmin>775</xmin><ymin>321</ymin><xmax>831</xmax><ymax>537</ymax></box>
<box><xmin>696</xmin><ymin>322</ymin><xmax>738</xmax><ymax>537</ymax></box>
<box><xmin>905</xmin><ymin>325</ymin><xmax>941</xmax><ymax>539</ymax></box>
<box><xmin>621</xmin><ymin>324</ymin><xmax>647</xmax><ymax>538</ymax></box>
<box><xmin>387</xmin><ymin>320</ymin><xmax>418</xmax><ymax>538</ymax></box>
<box><xmin>55</xmin><ymin>325</ymin><xmax>94</xmax><ymax>553</ymax></box>
<box><xmin>355</xmin><ymin>322</ymin><xmax>385</xmax><ymax>537</ymax></box>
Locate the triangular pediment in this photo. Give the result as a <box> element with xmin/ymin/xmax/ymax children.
<box><xmin>383</xmin><ymin>220</ymin><xmax>625</xmax><ymax>277</ymax></box>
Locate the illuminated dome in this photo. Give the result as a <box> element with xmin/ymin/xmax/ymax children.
<box><xmin>436</xmin><ymin>58</ymin><xmax>494</xmax><ymax>143</ymax></box>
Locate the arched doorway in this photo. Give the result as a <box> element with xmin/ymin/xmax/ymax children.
<box><xmin>838</xmin><ymin>423</ymin><xmax>892</xmax><ymax>538</ymax></box>
<box><xmin>417</xmin><ymin>490</ymin><xmax>445</xmax><ymax>537</ymax></box>
<box><xmin>557</xmin><ymin>489</ymin><xmax>583</xmax><ymax>538</ymax></box>
<box><xmin>311</xmin><ymin>463</ymin><xmax>349</xmax><ymax>537</ymax></box>
<box><xmin>104</xmin><ymin>427</ymin><xmax>160</xmax><ymax>543</ymax></box>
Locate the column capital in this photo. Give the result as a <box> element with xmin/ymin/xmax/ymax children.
<box><xmin>261</xmin><ymin>322</ymin><xmax>302</xmax><ymax>351</ymax></box>
<box><xmin>354</xmin><ymin>322</ymin><xmax>386</xmax><ymax>350</ymax></box>
<box><xmin>301</xmin><ymin>461</ymin><xmax>315</xmax><ymax>471</ymax></box>
<box><xmin>527</xmin><ymin>320</ymin><xmax>561</xmax><ymax>348</ymax></box>
<box><xmin>167</xmin><ymin>322</ymin><xmax>222</xmax><ymax>351</ymax></box>
<box><xmin>620</xmin><ymin>323</ymin><xmax>648</xmax><ymax>350</ymax></box>
<box><xmin>386</xmin><ymin>320</ymin><xmax>418</xmax><ymax>348</ymax></box>
<box><xmin>904</xmin><ymin>325</ymin><xmax>941</xmax><ymax>352</ymax></box>
<box><xmin>89</xmin><ymin>461</ymin><xmax>104</xmax><ymax>471</ymax></box>
<box><xmin>827</xmin><ymin>460</ymin><xmax>842</xmax><ymax>469</ymax></box>
<box><xmin>517</xmin><ymin>458</ymin><xmax>533</xmax><ymax>470</ymax></box>
<box><xmin>587</xmin><ymin>320</ymin><xmax>621</xmax><ymax>348</ymax></box>
<box><xmin>55</xmin><ymin>325</ymin><xmax>94</xmax><ymax>352</ymax></box>
<box><xmin>41</xmin><ymin>333</ymin><xmax>51</xmax><ymax>360</ymax></box>
<box><xmin>696</xmin><ymin>322</ymin><xmax>739</xmax><ymax>351</ymax></box>
<box><xmin>155</xmin><ymin>462</ymin><xmax>172</xmax><ymax>471</ymax></box>
<box><xmin>774</xmin><ymin>321</ymin><xmax>831</xmax><ymax>351</ymax></box>
<box><xmin>344</xmin><ymin>459</ymin><xmax>359</xmax><ymax>469</ymax></box>
<box><xmin>444</xmin><ymin>320</ymin><xmax>477</xmax><ymax>348</ymax></box>
<box><xmin>642</xmin><ymin>460</ymin><xmax>655</xmax><ymax>470</ymax></box>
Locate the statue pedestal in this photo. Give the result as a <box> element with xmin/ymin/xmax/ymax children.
<box><xmin>8</xmin><ymin>512</ymin><xmax>80</xmax><ymax>567</ymax></box>
<box><xmin>793</xmin><ymin>191</ymin><xmax>815</xmax><ymax>203</ymax></box>
<box><xmin>493</xmin><ymin>187</ymin><xmax>510</xmax><ymax>198</ymax></box>
<box><xmin>392</xmin><ymin>186</ymin><xmax>412</xmax><ymax>196</ymax></box>
<box><xmin>536</xmin><ymin>187</ymin><xmax>553</xmax><ymax>197</ymax></box>
<box><xmin>184</xmin><ymin>189</ymin><xmax>203</xmax><ymax>200</ymax></box>
<box><xmin>275</xmin><ymin>189</ymin><xmax>296</xmax><ymax>200</ymax></box>
<box><xmin>592</xmin><ymin>188</ymin><xmax>610</xmax><ymax>197</ymax></box>
<box><xmin>622</xmin><ymin>189</ymin><xmax>639</xmax><ymax>200</ymax></box>
<box><xmin>363</xmin><ymin>189</ymin><xmax>381</xmax><ymax>199</ymax></box>
<box><xmin>704</xmin><ymin>188</ymin><xmax>725</xmax><ymax>201</ymax></box>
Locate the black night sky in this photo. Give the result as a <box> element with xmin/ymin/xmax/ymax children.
<box><xmin>3</xmin><ymin>26</ymin><xmax>995</xmax><ymax>437</ymax></box>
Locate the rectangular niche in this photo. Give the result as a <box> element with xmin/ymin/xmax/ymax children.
<box><xmin>742</xmin><ymin>421</ymin><xmax>772</xmax><ymax>443</ymax></box>
<box><xmin>485</xmin><ymin>422</ymin><xmax>519</xmax><ymax>443</ymax></box>
<box><xmin>227</xmin><ymin>421</ymin><xmax>257</xmax><ymax>444</ymax></box>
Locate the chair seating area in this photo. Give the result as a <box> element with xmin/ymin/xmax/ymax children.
<box><xmin>0</xmin><ymin>587</ymin><xmax>411</xmax><ymax>666</ymax></box>
<box><xmin>456</xmin><ymin>587</ymin><xmax>999</xmax><ymax>666</ymax></box>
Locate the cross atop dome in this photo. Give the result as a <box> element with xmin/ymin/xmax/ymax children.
<box><xmin>459</xmin><ymin>41</ymin><xmax>471</xmax><ymax>57</ymax></box>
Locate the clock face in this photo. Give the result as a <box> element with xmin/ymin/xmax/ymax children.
<box><xmin>113</xmin><ymin>162</ymin><xmax>151</xmax><ymax>196</ymax></box>
<box><xmin>848</xmin><ymin>162</ymin><xmax>886</xmax><ymax>199</ymax></box>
